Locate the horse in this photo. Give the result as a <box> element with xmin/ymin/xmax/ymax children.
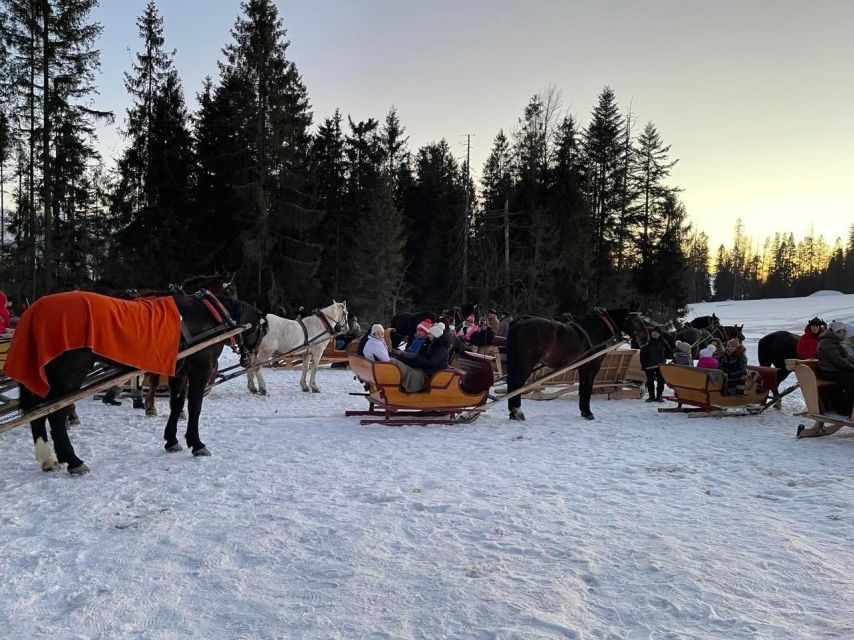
<box><xmin>178</xmin><ymin>272</ymin><xmax>237</xmax><ymax>298</ymax></box>
<box><xmin>670</xmin><ymin>321</ymin><xmax>744</xmax><ymax>357</ymax></box>
<box><xmin>247</xmin><ymin>301</ymin><xmax>348</xmax><ymax>395</ymax></box>
<box><xmin>758</xmin><ymin>331</ymin><xmax>799</xmax><ymax>384</ymax></box>
<box><xmin>388</xmin><ymin>310</ymin><xmax>437</xmax><ymax>349</ymax></box>
<box><xmin>506</xmin><ymin>308</ymin><xmax>649</xmax><ymax>421</ymax></box>
<box><xmin>14</xmin><ymin>291</ymin><xmax>264</xmax><ymax>474</ymax></box>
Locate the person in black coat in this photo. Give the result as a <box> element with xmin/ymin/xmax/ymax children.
<box><xmin>639</xmin><ymin>327</ymin><xmax>673</xmax><ymax>402</ymax></box>
<box><xmin>718</xmin><ymin>338</ymin><xmax>748</xmax><ymax>395</ymax></box>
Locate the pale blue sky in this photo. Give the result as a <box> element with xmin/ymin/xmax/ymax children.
<box><xmin>92</xmin><ymin>0</ymin><xmax>854</xmax><ymax>252</ymax></box>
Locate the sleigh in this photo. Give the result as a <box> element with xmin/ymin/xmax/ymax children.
<box><xmin>345</xmin><ymin>352</ymin><xmax>493</xmax><ymax>425</ymax></box>
<box><xmin>524</xmin><ymin>348</ymin><xmax>642</xmax><ymax>401</ymax></box>
<box><xmin>786</xmin><ymin>359</ymin><xmax>854</xmax><ymax>437</ymax></box>
<box><xmin>657</xmin><ymin>363</ymin><xmax>776</xmax><ymax>417</ymax></box>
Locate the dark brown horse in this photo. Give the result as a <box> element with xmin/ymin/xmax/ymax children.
<box><xmin>506</xmin><ymin>309</ymin><xmax>649</xmax><ymax>421</ymax></box>
<box><xmin>758</xmin><ymin>330</ymin><xmax>799</xmax><ymax>384</ymax></box>
<box><xmin>19</xmin><ymin>292</ymin><xmax>264</xmax><ymax>474</ymax></box>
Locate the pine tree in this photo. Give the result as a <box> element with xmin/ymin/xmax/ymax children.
<box><xmin>582</xmin><ymin>87</ymin><xmax>625</xmax><ymax>300</ymax></box>
<box><xmin>217</xmin><ymin>0</ymin><xmax>318</xmax><ymax>307</ymax></box>
<box><xmin>346</xmin><ymin>177</ymin><xmax>405</xmax><ymax>322</ymax></box>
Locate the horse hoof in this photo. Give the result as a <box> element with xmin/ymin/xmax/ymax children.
<box><xmin>67</xmin><ymin>416</ymin><xmax>81</xmax><ymax>426</ymax></box>
<box><xmin>509</xmin><ymin>410</ymin><xmax>526</xmax><ymax>421</ymax></box>
<box><xmin>796</xmin><ymin>424</ymin><xmax>805</xmax><ymax>439</ymax></box>
<box><xmin>193</xmin><ymin>447</ymin><xmax>211</xmax><ymax>457</ymax></box>
<box><xmin>259</xmin><ymin>389</ymin><xmax>267</xmax><ymax>396</ymax></box>
<box><xmin>582</xmin><ymin>412</ymin><xmax>595</xmax><ymax>421</ymax></box>
<box><xmin>301</xmin><ymin>387</ymin><xmax>310</xmax><ymax>393</ymax></box>
<box><xmin>68</xmin><ymin>462</ymin><xmax>91</xmax><ymax>475</ymax></box>
<box><xmin>311</xmin><ymin>387</ymin><xmax>320</xmax><ymax>394</ymax></box>
<box><xmin>179</xmin><ymin>411</ymin><xmax>187</xmax><ymax>420</ymax></box>
<box><xmin>249</xmin><ymin>388</ymin><xmax>258</xmax><ymax>395</ymax></box>
<box><xmin>145</xmin><ymin>408</ymin><xmax>157</xmax><ymax>417</ymax></box>
<box><xmin>41</xmin><ymin>461</ymin><xmax>60</xmax><ymax>472</ymax></box>
<box><xmin>165</xmin><ymin>442</ymin><xmax>183</xmax><ymax>453</ymax></box>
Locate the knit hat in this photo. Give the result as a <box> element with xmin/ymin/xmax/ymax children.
<box><xmin>700</xmin><ymin>345</ymin><xmax>715</xmax><ymax>358</ymax></box>
<box><xmin>416</xmin><ymin>319</ymin><xmax>433</xmax><ymax>334</ymax></box>
<box><xmin>808</xmin><ymin>317</ymin><xmax>825</xmax><ymax>327</ymax></box>
<box><xmin>370</xmin><ymin>323</ymin><xmax>384</xmax><ymax>337</ymax></box>
<box><xmin>428</xmin><ymin>322</ymin><xmax>446</xmax><ymax>338</ymax></box>
<box><xmin>828</xmin><ymin>321</ymin><xmax>847</xmax><ymax>334</ymax></box>
<box><xmin>677</xmin><ymin>341</ymin><xmax>692</xmax><ymax>353</ymax></box>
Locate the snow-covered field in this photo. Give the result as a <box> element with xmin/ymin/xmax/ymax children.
<box><xmin>1</xmin><ymin>295</ymin><xmax>852</xmax><ymax>639</ymax></box>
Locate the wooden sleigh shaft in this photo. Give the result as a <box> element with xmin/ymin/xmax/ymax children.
<box><xmin>0</xmin><ymin>324</ymin><xmax>250</xmax><ymax>435</ymax></box>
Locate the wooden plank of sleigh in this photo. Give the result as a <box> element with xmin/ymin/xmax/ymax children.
<box><xmin>786</xmin><ymin>359</ymin><xmax>854</xmax><ymax>438</ymax></box>
<box><xmin>524</xmin><ymin>349</ymin><xmax>642</xmax><ymax>401</ymax></box>
<box><xmin>0</xmin><ymin>324</ymin><xmax>250</xmax><ymax>435</ymax></box>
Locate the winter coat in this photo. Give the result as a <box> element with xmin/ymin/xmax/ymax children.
<box><xmin>406</xmin><ymin>334</ymin><xmax>428</xmax><ymax>354</ymax></box>
<box><xmin>844</xmin><ymin>340</ymin><xmax>854</xmax><ymax>365</ymax></box>
<box><xmin>363</xmin><ymin>335</ymin><xmax>390</xmax><ymax>362</ymax></box>
<box><xmin>640</xmin><ymin>336</ymin><xmax>673</xmax><ymax>370</ymax></box>
<box><xmin>697</xmin><ymin>356</ymin><xmax>719</xmax><ymax>369</ymax></box>
<box><xmin>487</xmin><ymin>315</ymin><xmax>500</xmax><ymax>334</ymax></box>
<box><xmin>0</xmin><ymin>291</ymin><xmax>8</xmax><ymax>333</ymax></box>
<box><xmin>397</xmin><ymin>333</ymin><xmax>451</xmax><ymax>373</ymax></box>
<box><xmin>468</xmin><ymin>326</ymin><xmax>495</xmax><ymax>347</ymax></box>
<box><xmin>718</xmin><ymin>344</ymin><xmax>748</xmax><ymax>383</ymax></box>
<box><xmin>817</xmin><ymin>331</ymin><xmax>854</xmax><ymax>375</ymax></box>
<box><xmin>497</xmin><ymin>316</ymin><xmax>512</xmax><ymax>337</ymax></box>
<box><xmin>672</xmin><ymin>343</ymin><xmax>693</xmax><ymax>366</ymax></box>
<box><xmin>796</xmin><ymin>326</ymin><xmax>821</xmax><ymax>360</ymax></box>
<box><xmin>356</xmin><ymin>333</ymin><xmax>369</xmax><ymax>356</ymax></box>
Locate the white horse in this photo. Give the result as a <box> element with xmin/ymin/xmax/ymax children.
<box><xmin>247</xmin><ymin>301</ymin><xmax>348</xmax><ymax>395</ymax></box>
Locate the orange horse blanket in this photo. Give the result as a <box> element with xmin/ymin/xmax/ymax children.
<box><xmin>4</xmin><ymin>291</ymin><xmax>182</xmax><ymax>398</ymax></box>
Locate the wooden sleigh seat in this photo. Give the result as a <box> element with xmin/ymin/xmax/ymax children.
<box><xmin>658</xmin><ymin>363</ymin><xmax>773</xmax><ymax>416</ymax></box>
<box><xmin>525</xmin><ymin>349</ymin><xmax>642</xmax><ymax>401</ymax></box>
<box><xmin>786</xmin><ymin>359</ymin><xmax>854</xmax><ymax>438</ymax></box>
<box><xmin>345</xmin><ymin>353</ymin><xmax>492</xmax><ymax>425</ymax></box>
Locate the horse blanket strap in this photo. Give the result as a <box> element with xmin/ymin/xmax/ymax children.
<box><xmin>568</xmin><ymin>321</ymin><xmax>594</xmax><ymax>352</ymax></box>
<box><xmin>599</xmin><ymin>312</ymin><xmax>617</xmax><ymax>338</ymax></box>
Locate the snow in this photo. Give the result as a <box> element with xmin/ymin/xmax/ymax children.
<box><xmin>808</xmin><ymin>290</ymin><xmax>844</xmax><ymax>297</ymax></box>
<box><xmin>1</xmin><ymin>295</ymin><xmax>853</xmax><ymax>639</ymax></box>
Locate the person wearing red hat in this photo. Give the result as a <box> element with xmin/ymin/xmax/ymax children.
<box><xmin>405</xmin><ymin>319</ymin><xmax>432</xmax><ymax>353</ymax></box>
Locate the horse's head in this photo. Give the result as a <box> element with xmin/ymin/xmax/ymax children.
<box><xmin>608</xmin><ymin>309</ymin><xmax>649</xmax><ymax>347</ymax></box>
<box><xmin>321</xmin><ymin>300</ymin><xmax>348</xmax><ymax>333</ymax></box>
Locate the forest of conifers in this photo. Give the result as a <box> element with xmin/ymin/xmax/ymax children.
<box><xmin>1</xmin><ymin>0</ymin><xmax>852</xmax><ymax>323</ymax></box>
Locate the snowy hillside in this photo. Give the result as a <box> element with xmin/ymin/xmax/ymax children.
<box><xmin>0</xmin><ymin>295</ymin><xmax>852</xmax><ymax>639</ymax></box>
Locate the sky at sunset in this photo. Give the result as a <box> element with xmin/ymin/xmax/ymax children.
<box><xmin>92</xmin><ymin>0</ymin><xmax>854</xmax><ymax>252</ymax></box>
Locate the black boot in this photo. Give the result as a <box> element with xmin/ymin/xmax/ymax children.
<box><xmin>102</xmin><ymin>387</ymin><xmax>122</xmax><ymax>406</ymax></box>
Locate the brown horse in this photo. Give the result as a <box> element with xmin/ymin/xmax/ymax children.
<box><xmin>506</xmin><ymin>309</ymin><xmax>649</xmax><ymax>421</ymax></box>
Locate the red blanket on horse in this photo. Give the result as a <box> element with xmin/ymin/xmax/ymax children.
<box><xmin>4</xmin><ymin>291</ymin><xmax>182</xmax><ymax>397</ymax></box>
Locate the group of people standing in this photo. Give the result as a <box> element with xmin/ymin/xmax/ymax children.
<box><xmin>639</xmin><ymin>327</ymin><xmax>748</xmax><ymax>402</ymax></box>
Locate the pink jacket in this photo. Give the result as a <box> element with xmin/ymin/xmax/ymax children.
<box><xmin>697</xmin><ymin>356</ymin><xmax>718</xmax><ymax>369</ymax></box>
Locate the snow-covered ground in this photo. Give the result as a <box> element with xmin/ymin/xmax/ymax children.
<box><xmin>1</xmin><ymin>295</ymin><xmax>852</xmax><ymax>639</ymax></box>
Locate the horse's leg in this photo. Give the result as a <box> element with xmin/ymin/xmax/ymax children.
<box><xmin>144</xmin><ymin>373</ymin><xmax>157</xmax><ymax>416</ymax></box>
<box><xmin>184</xmin><ymin>367</ymin><xmax>210</xmax><ymax>456</ymax></box>
<box><xmin>578</xmin><ymin>366</ymin><xmax>596</xmax><ymax>420</ymax></box>
<box><xmin>66</xmin><ymin>403</ymin><xmax>80</xmax><ymax>426</ymax></box>
<box><xmin>300</xmin><ymin>352</ymin><xmax>310</xmax><ymax>392</ymax></box>
<box><xmin>255</xmin><ymin>355</ymin><xmax>268</xmax><ymax>396</ymax></box>
<box><xmin>507</xmin><ymin>344</ymin><xmax>533</xmax><ymax>422</ymax></box>
<box><xmin>46</xmin><ymin>407</ymin><xmax>88</xmax><ymax>474</ymax></box>
<box><xmin>246</xmin><ymin>358</ymin><xmax>258</xmax><ymax>394</ymax></box>
<box><xmin>309</xmin><ymin>346</ymin><xmax>322</xmax><ymax>393</ymax></box>
<box><xmin>164</xmin><ymin>375</ymin><xmax>187</xmax><ymax>452</ymax></box>
<box><xmin>31</xmin><ymin>415</ymin><xmax>59</xmax><ymax>471</ymax></box>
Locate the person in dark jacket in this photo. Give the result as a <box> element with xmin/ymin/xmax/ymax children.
<box><xmin>718</xmin><ymin>338</ymin><xmax>748</xmax><ymax>394</ymax></box>
<box><xmin>639</xmin><ymin>327</ymin><xmax>673</xmax><ymax>402</ymax></box>
<box><xmin>796</xmin><ymin>317</ymin><xmax>825</xmax><ymax>360</ymax></box>
<box><xmin>468</xmin><ymin>318</ymin><xmax>495</xmax><ymax>347</ymax></box>
<box><xmin>393</xmin><ymin>323</ymin><xmax>451</xmax><ymax>392</ymax></box>
<box><xmin>817</xmin><ymin>321</ymin><xmax>854</xmax><ymax>415</ymax></box>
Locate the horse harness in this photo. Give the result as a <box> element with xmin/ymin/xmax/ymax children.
<box><xmin>564</xmin><ymin>308</ymin><xmax>624</xmax><ymax>354</ymax></box>
<box><xmin>178</xmin><ymin>289</ymin><xmax>256</xmax><ymax>366</ymax></box>
<box><xmin>295</xmin><ymin>308</ymin><xmax>346</xmax><ymax>351</ymax></box>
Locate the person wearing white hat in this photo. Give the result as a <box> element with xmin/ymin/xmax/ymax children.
<box><xmin>697</xmin><ymin>345</ymin><xmax>719</xmax><ymax>369</ymax></box>
<box><xmin>817</xmin><ymin>321</ymin><xmax>854</xmax><ymax>416</ymax></box>
<box><xmin>363</xmin><ymin>324</ymin><xmax>390</xmax><ymax>362</ymax></box>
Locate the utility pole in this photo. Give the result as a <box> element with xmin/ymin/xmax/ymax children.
<box><xmin>503</xmin><ymin>198</ymin><xmax>510</xmax><ymax>303</ymax></box>
<box><xmin>462</xmin><ymin>133</ymin><xmax>471</xmax><ymax>304</ymax></box>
